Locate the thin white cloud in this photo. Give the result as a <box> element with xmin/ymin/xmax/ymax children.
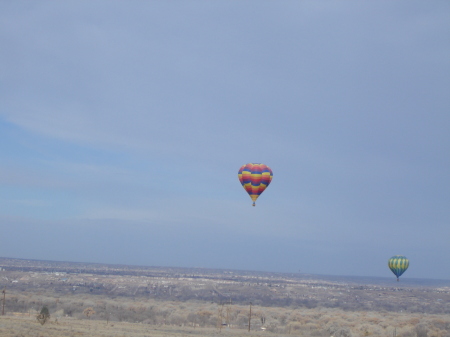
<box><xmin>1</xmin><ymin>1</ymin><xmax>449</xmax><ymax>277</ymax></box>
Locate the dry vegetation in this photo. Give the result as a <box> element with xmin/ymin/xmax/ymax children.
<box><xmin>1</xmin><ymin>296</ymin><xmax>450</xmax><ymax>337</ymax></box>
<box><xmin>1</xmin><ymin>258</ymin><xmax>450</xmax><ymax>337</ymax></box>
<box><xmin>0</xmin><ymin>315</ymin><xmax>290</xmax><ymax>337</ymax></box>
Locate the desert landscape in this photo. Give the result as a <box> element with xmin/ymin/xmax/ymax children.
<box><xmin>0</xmin><ymin>258</ymin><xmax>449</xmax><ymax>337</ymax></box>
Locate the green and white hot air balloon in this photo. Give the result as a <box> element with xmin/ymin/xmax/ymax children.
<box><xmin>388</xmin><ymin>255</ymin><xmax>409</xmax><ymax>281</ymax></box>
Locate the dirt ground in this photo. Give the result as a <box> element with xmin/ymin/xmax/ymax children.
<box><xmin>0</xmin><ymin>315</ymin><xmax>291</xmax><ymax>337</ymax></box>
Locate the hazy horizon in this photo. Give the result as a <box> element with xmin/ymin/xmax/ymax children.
<box><xmin>1</xmin><ymin>2</ymin><xmax>449</xmax><ymax>279</ymax></box>
<box><xmin>2</xmin><ymin>255</ymin><xmax>450</xmax><ymax>285</ymax></box>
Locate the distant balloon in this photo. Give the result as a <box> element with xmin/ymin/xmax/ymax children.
<box><xmin>388</xmin><ymin>255</ymin><xmax>409</xmax><ymax>281</ymax></box>
<box><xmin>238</xmin><ymin>163</ymin><xmax>273</xmax><ymax>206</ymax></box>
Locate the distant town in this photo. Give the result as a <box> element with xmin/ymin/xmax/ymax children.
<box><xmin>1</xmin><ymin>257</ymin><xmax>450</xmax><ymax>336</ymax></box>
<box><xmin>1</xmin><ymin>257</ymin><xmax>449</xmax><ymax>314</ymax></box>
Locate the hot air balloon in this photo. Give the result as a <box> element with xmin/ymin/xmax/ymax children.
<box><xmin>238</xmin><ymin>163</ymin><xmax>273</xmax><ymax>206</ymax></box>
<box><xmin>388</xmin><ymin>255</ymin><xmax>409</xmax><ymax>281</ymax></box>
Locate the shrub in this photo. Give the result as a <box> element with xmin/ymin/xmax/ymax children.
<box><xmin>83</xmin><ymin>307</ymin><xmax>96</xmax><ymax>319</ymax></box>
<box><xmin>36</xmin><ymin>305</ymin><xmax>50</xmax><ymax>325</ymax></box>
<box><xmin>415</xmin><ymin>324</ymin><xmax>428</xmax><ymax>337</ymax></box>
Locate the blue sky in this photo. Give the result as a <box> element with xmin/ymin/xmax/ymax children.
<box><xmin>1</xmin><ymin>1</ymin><xmax>449</xmax><ymax>279</ymax></box>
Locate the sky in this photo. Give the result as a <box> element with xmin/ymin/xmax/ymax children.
<box><xmin>1</xmin><ymin>1</ymin><xmax>449</xmax><ymax>280</ymax></box>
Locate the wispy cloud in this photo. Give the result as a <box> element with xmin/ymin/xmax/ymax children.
<box><xmin>1</xmin><ymin>1</ymin><xmax>449</xmax><ymax>278</ymax></box>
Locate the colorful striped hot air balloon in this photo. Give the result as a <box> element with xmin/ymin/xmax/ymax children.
<box><xmin>238</xmin><ymin>163</ymin><xmax>273</xmax><ymax>206</ymax></box>
<box><xmin>388</xmin><ymin>255</ymin><xmax>409</xmax><ymax>281</ymax></box>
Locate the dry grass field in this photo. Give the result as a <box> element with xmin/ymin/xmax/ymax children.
<box><xmin>0</xmin><ymin>315</ymin><xmax>291</xmax><ymax>337</ymax></box>
<box><xmin>2</xmin><ymin>303</ymin><xmax>450</xmax><ymax>337</ymax></box>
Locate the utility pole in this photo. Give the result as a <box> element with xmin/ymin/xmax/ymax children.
<box><xmin>248</xmin><ymin>302</ymin><xmax>252</xmax><ymax>332</ymax></box>
<box><xmin>2</xmin><ymin>287</ymin><xmax>5</xmax><ymax>315</ymax></box>
<box><xmin>217</xmin><ymin>302</ymin><xmax>224</xmax><ymax>331</ymax></box>
<box><xmin>226</xmin><ymin>298</ymin><xmax>232</xmax><ymax>329</ymax></box>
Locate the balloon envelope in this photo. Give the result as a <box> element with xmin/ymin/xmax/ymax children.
<box><xmin>388</xmin><ymin>255</ymin><xmax>409</xmax><ymax>280</ymax></box>
<box><xmin>238</xmin><ymin>163</ymin><xmax>273</xmax><ymax>206</ymax></box>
